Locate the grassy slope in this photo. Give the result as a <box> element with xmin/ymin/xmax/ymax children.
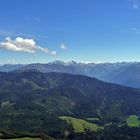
<box><xmin>86</xmin><ymin>117</ymin><xmax>100</xmax><ymax>121</ymax></box>
<box><xmin>126</xmin><ymin>115</ymin><xmax>140</xmax><ymax>127</ymax></box>
<box><xmin>59</xmin><ymin>116</ymin><xmax>103</xmax><ymax>133</ymax></box>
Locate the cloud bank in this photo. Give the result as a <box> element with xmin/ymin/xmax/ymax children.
<box><xmin>0</xmin><ymin>37</ymin><xmax>56</xmax><ymax>55</ymax></box>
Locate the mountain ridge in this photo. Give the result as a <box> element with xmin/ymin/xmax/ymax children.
<box><xmin>1</xmin><ymin>61</ymin><xmax>140</xmax><ymax>88</ymax></box>
<box><xmin>1</xmin><ymin>71</ymin><xmax>140</xmax><ymax>139</ymax></box>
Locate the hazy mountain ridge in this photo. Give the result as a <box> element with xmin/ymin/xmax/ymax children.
<box><xmin>1</xmin><ymin>61</ymin><xmax>140</xmax><ymax>88</ymax></box>
<box><xmin>0</xmin><ymin>64</ymin><xmax>24</xmax><ymax>72</ymax></box>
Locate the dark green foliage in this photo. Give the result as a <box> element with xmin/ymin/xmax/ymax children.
<box><xmin>64</xmin><ymin>126</ymin><xmax>140</xmax><ymax>140</ymax></box>
<box><xmin>0</xmin><ymin>71</ymin><xmax>140</xmax><ymax>139</ymax></box>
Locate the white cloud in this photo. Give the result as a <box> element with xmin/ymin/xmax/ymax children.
<box><xmin>0</xmin><ymin>37</ymin><xmax>57</xmax><ymax>56</ymax></box>
<box><xmin>0</xmin><ymin>37</ymin><xmax>37</xmax><ymax>53</ymax></box>
<box><xmin>60</xmin><ymin>43</ymin><xmax>67</xmax><ymax>50</ymax></box>
<box><xmin>38</xmin><ymin>46</ymin><xmax>49</xmax><ymax>53</ymax></box>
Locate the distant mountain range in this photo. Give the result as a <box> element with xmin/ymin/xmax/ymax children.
<box><xmin>0</xmin><ymin>61</ymin><xmax>140</xmax><ymax>88</ymax></box>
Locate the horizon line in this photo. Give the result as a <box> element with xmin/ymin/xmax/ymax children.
<box><xmin>0</xmin><ymin>60</ymin><xmax>140</xmax><ymax>65</ymax></box>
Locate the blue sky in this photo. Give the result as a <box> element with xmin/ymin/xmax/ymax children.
<box><xmin>0</xmin><ymin>0</ymin><xmax>140</xmax><ymax>64</ymax></box>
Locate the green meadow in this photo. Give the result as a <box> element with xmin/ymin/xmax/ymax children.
<box><xmin>59</xmin><ymin>116</ymin><xmax>103</xmax><ymax>133</ymax></box>
<box><xmin>126</xmin><ymin>115</ymin><xmax>140</xmax><ymax>127</ymax></box>
<box><xmin>86</xmin><ymin>117</ymin><xmax>100</xmax><ymax>121</ymax></box>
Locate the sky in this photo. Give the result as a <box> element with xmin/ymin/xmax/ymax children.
<box><xmin>0</xmin><ymin>0</ymin><xmax>140</xmax><ymax>64</ymax></box>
